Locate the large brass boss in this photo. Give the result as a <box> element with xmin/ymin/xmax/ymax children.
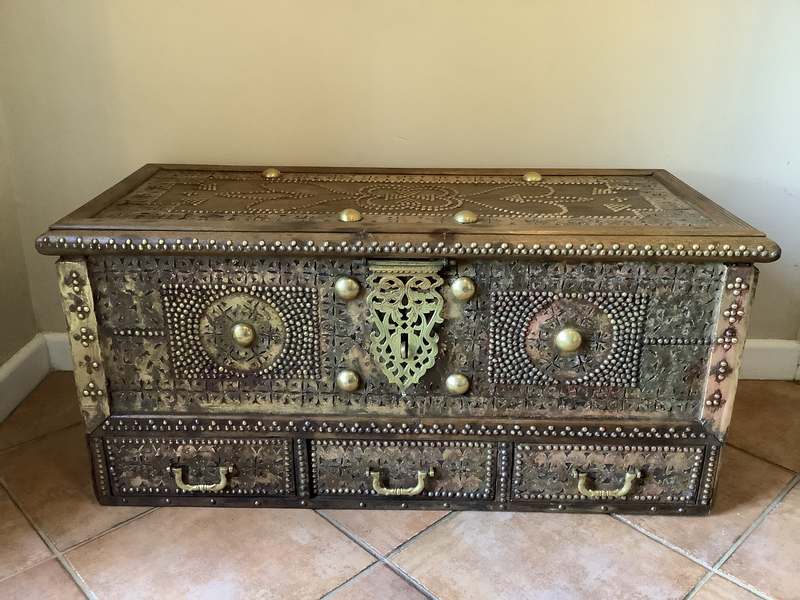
<box><xmin>198</xmin><ymin>293</ymin><xmax>286</xmax><ymax>374</ymax></box>
<box><xmin>231</xmin><ymin>322</ymin><xmax>257</xmax><ymax>347</ymax></box>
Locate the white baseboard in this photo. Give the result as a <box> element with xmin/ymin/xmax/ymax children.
<box><xmin>2</xmin><ymin>332</ymin><xmax>797</xmax><ymax>423</ymax></box>
<box><xmin>37</xmin><ymin>331</ymin><xmax>800</xmax><ymax>380</ymax></box>
<box><xmin>44</xmin><ymin>332</ymin><xmax>72</xmax><ymax>371</ymax></box>
<box><xmin>740</xmin><ymin>339</ymin><xmax>800</xmax><ymax>381</ymax></box>
<box><xmin>0</xmin><ymin>334</ymin><xmax>52</xmax><ymax>422</ymax></box>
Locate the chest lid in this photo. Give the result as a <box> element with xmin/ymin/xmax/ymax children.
<box><xmin>37</xmin><ymin>165</ymin><xmax>779</xmax><ymax>262</ymax></box>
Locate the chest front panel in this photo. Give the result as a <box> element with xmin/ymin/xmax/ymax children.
<box><xmin>87</xmin><ymin>255</ymin><xmax>725</xmax><ymax>421</ymax></box>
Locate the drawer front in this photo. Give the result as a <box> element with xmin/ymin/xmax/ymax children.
<box><xmin>89</xmin><ymin>255</ymin><xmax>728</xmax><ymax>422</ymax></box>
<box><xmin>310</xmin><ymin>439</ymin><xmax>495</xmax><ymax>500</ymax></box>
<box><xmin>104</xmin><ymin>437</ymin><xmax>294</xmax><ymax>497</ymax></box>
<box><xmin>511</xmin><ymin>443</ymin><xmax>704</xmax><ymax>505</ymax></box>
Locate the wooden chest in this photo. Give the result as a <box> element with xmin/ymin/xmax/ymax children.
<box><xmin>37</xmin><ymin>166</ymin><xmax>780</xmax><ymax>515</ymax></box>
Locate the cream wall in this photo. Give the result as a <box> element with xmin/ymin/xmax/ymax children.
<box><xmin>0</xmin><ymin>0</ymin><xmax>798</xmax><ymax>339</ymax></box>
<box><xmin>0</xmin><ymin>101</ymin><xmax>37</xmax><ymax>363</ymax></box>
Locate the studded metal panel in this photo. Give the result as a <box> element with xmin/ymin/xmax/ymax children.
<box><xmin>310</xmin><ymin>439</ymin><xmax>495</xmax><ymax>499</ymax></box>
<box><xmin>95</xmin><ymin>171</ymin><xmax>714</xmax><ymax>229</ymax></box>
<box><xmin>489</xmin><ymin>291</ymin><xmax>648</xmax><ymax>386</ymax></box>
<box><xmin>89</xmin><ymin>256</ymin><xmax>724</xmax><ymax>419</ymax></box>
<box><xmin>511</xmin><ymin>443</ymin><xmax>704</xmax><ymax>504</ymax></box>
<box><xmin>104</xmin><ymin>437</ymin><xmax>294</xmax><ymax>496</ymax></box>
<box><xmin>161</xmin><ymin>283</ymin><xmax>320</xmax><ymax>379</ymax></box>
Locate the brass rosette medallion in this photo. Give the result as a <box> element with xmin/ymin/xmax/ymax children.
<box><xmin>198</xmin><ymin>293</ymin><xmax>286</xmax><ymax>374</ymax></box>
<box><xmin>366</xmin><ymin>260</ymin><xmax>446</xmax><ymax>392</ymax></box>
<box><xmin>489</xmin><ymin>291</ymin><xmax>648</xmax><ymax>387</ymax></box>
<box><xmin>162</xmin><ymin>283</ymin><xmax>320</xmax><ymax>379</ymax></box>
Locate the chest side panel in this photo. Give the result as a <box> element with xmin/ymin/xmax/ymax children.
<box><xmin>88</xmin><ymin>256</ymin><xmax>724</xmax><ymax>420</ymax></box>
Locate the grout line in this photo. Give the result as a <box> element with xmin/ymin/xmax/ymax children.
<box><xmin>57</xmin><ymin>557</ymin><xmax>99</xmax><ymax>600</ymax></box>
<box><xmin>379</xmin><ymin>559</ymin><xmax>444</xmax><ymax>600</ymax></box>
<box><xmin>0</xmin><ymin>553</ymin><xmax>56</xmax><ymax>585</ymax></box>
<box><xmin>611</xmin><ymin>514</ymin><xmax>716</xmax><ymax>570</ymax></box>
<box><xmin>315</xmin><ymin>510</ymin><xmax>443</xmax><ymax>600</ymax></box>
<box><xmin>712</xmin><ymin>570</ymin><xmax>776</xmax><ymax>600</ymax></box>
<box><xmin>315</xmin><ymin>511</ymin><xmax>440</xmax><ymax>600</ymax></box>
<box><xmin>0</xmin><ymin>480</ymin><xmax>96</xmax><ymax>600</ymax></box>
<box><xmin>726</xmin><ymin>442</ymin><xmax>797</xmax><ymax>474</ymax></box>
<box><xmin>711</xmin><ymin>472</ymin><xmax>800</xmax><ymax>572</ymax></box>
<box><xmin>316</xmin><ymin>560</ymin><xmax>381</xmax><ymax>600</ymax></box>
<box><xmin>682</xmin><ymin>570</ymin><xmax>715</xmax><ymax>600</ymax></box>
<box><xmin>0</xmin><ymin>421</ymin><xmax>84</xmax><ymax>457</ymax></box>
<box><xmin>314</xmin><ymin>510</ymin><xmax>385</xmax><ymax>557</ymax></box>
<box><xmin>669</xmin><ymin>472</ymin><xmax>800</xmax><ymax>600</ymax></box>
<box><xmin>385</xmin><ymin>511</ymin><xmax>458</xmax><ymax>560</ymax></box>
<box><xmin>61</xmin><ymin>508</ymin><xmax>159</xmax><ymax>553</ymax></box>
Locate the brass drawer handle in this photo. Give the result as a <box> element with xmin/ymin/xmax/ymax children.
<box><xmin>169</xmin><ymin>466</ymin><xmax>233</xmax><ymax>493</ymax></box>
<box><xmin>574</xmin><ymin>469</ymin><xmax>641</xmax><ymax>499</ymax></box>
<box><xmin>367</xmin><ymin>467</ymin><xmax>434</xmax><ymax>496</ymax></box>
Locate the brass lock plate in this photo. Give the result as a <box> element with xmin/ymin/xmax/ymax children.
<box><xmin>366</xmin><ymin>260</ymin><xmax>446</xmax><ymax>393</ymax></box>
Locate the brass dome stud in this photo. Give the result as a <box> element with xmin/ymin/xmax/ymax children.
<box><xmin>261</xmin><ymin>167</ymin><xmax>281</xmax><ymax>179</ymax></box>
<box><xmin>453</xmin><ymin>210</ymin><xmax>478</xmax><ymax>224</ymax></box>
<box><xmin>231</xmin><ymin>323</ymin><xmax>256</xmax><ymax>348</ymax></box>
<box><xmin>336</xmin><ymin>369</ymin><xmax>360</xmax><ymax>392</ymax></box>
<box><xmin>445</xmin><ymin>373</ymin><xmax>470</xmax><ymax>395</ymax></box>
<box><xmin>334</xmin><ymin>276</ymin><xmax>360</xmax><ymax>301</ymax></box>
<box><xmin>522</xmin><ymin>171</ymin><xmax>542</xmax><ymax>182</ymax></box>
<box><xmin>554</xmin><ymin>327</ymin><xmax>583</xmax><ymax>353</ymax></box>
<box><xmin>451</xmin><ymin>277</ymin><xmax>476</xmax><ymax>302</ymax></box>
<box><xmin>338</xmin><ymin>208</ymin><xmax>363</xmax><ymax>223</ymax></box>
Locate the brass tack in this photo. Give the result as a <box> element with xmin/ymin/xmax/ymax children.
<box><xmin>453</xmin><ymin>210</ymin><xmax>478</xmax><ymax>224</ymax></box>
<box><xmin>338</xmin><ymin>208</ymin><xmax>363</xmax><ymax>223</ymax></box>
<box><xmin>522</xmin><ymin>171</ymin><xmax>542</xmax><ymax>182</ymax></box>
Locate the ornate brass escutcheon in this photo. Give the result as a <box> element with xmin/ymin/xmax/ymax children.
<box><xmin>169</xmin><ymin>465</ymin><xmax>233</xmax><ymax>493</ymax></box>
<box><xmin>574</xmin><ymin>469</ymin><xmax>641</xmax><ymax>499</ymax></box>
<box><xmin>366</xmin><ymin>260</ymin><xmax>446</xmax><ymax>392</ymax></box>
<box><xmin>367</xmin><ymin>467</ymin><xmax>435</xmax><ymax>496</ymax></box>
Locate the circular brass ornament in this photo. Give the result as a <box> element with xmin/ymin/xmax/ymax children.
<box><xmin>334</xmin><ymin>276</ymin><xmax>360</xmax><ymax>301</ymax></box>
<box><xmin>445</xmin><ymin>373</ymin><xmax>470</xmax><ymax>395</ymax></box>
<box><xmin>198</xmin><ymin>293</ymin><xmax>286</xmax><ymax>374</ymax></box>
<box><xmin>453</xmin><ymin>210</ymin><xmax>478</xmax><ymax>224</ymax></box>
<box><xmin>261</xmin><ymin>167</ymin><xmax>281</xmax><ymax>179</ymax></box>
<box><xmin>554</xmin><ymin>327</ymin><xmax>583</xmax><ymax>353</ymax></box>
<box><xmin>338</xmin><ymin>208</ymin><xmax>363</xmax><ymax>223</ymax></box>
<box><xmin>336</xmin><ymin>369</ymin><xmax>360</xmax><ymax>392</ymax></box>
<box><xmin>451</xmin><ymin>277</ymin><xmax>476</xmax><ymax>301</ymax></box>
<box><xmin>231</xmin><ymin>322</ymin><xmax>256</xmax><ymax>347</ymax></box>
<box><xmin>522</xmin><ymin>171</ymin><xmax>542</xmax><ymax>182</ymax></box>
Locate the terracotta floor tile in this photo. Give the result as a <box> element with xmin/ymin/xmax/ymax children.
<box><xmin>0</xmin><ymin>424</ymin><xmax>147</xmax><ymax>550</ymax></box>
<box><xmin>321</xmin><ymin>509</ymin><xmax>448</xmax><ymax>554</ymax></box>
<box><xmin>693</xmin><ymin>576</ymin><xmax>760</xmax><ymax>599</ymax></box>
<box><xmin>728</xmin><ymin>380</ymin><xmax>800</xmax><ymax>472</ymax></box>
<box><xmin>0</xmin><ymin>487</ymin><xmax>51</xmax><ymax>580</ymax></box>
<box><xmin>67</xmin><ymin>507</ymin><xmax>375</xmax><ymax>599</ymax></box>
<box><xmin>0</xmin><ymin>372</ymin><xmax>81</xmax><ymax>452</ymax></box>
<box><xmin>722</xmin><ymin>482</ymin><xmax>800</xmax><ymax>600</ymax></box>
<box><xmin>624</xmin><ymin>446</ymin><xmax>793</xmax><ymax>564</ymax></box>
<box><xmin>0</xmin><ymin>559</ymin><xmax>84</xmax><ymax>600</ymax></box>
<box><xmin>326</xmin><ymin>563</ymin><xmax>425</xmax><ymax>599</ymax></box>
<box><xmin>392</xmin><ymin>511</ymin><xmax>706</xmax><ymax>600</ymax></box>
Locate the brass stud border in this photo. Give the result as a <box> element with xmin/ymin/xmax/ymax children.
<box><xmin>37</xmin><ymin>234</ymin><xmax>780</xmax><ymax>262</ymax></box>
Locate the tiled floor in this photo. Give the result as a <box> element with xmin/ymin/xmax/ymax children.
<box><xmin>0</xmin><ymin>374</ymin><xmax>798</xmax><ymax>600</ymax></box>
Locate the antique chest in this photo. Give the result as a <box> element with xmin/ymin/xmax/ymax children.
<box><xmin>37</xmin><ymin>165</ymin><xmax>780</xmax><ymax>515</ymax></box>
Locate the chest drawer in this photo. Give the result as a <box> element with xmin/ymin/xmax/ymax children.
<box><xmin>511</xmin><ymin>443</ymin><xmax>705</xmax><ymax>506</ymax></box>
<box><xmin>309</xmin><ymin>439</ymin><xmax>496</xmax><ymax>500</ymax></box>
<box><xmin>104</xmin><ymin>436</ymin><xmax>295</xmax><ymax>497</ymax></box>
